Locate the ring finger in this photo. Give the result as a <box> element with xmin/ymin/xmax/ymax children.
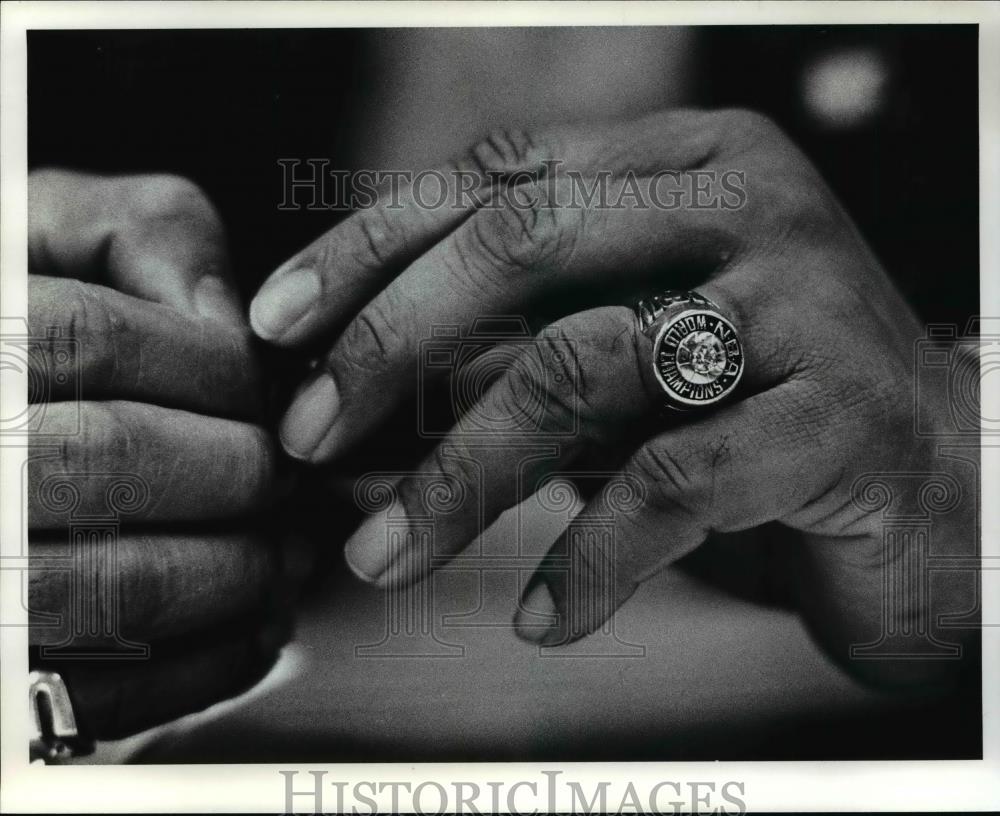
<box><xmin>342</xmin><ymin>281</ymin><xmax>785</xmax><ymax>587</ymax></box>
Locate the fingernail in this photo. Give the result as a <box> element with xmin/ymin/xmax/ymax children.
<box><xmin>193</xmin><ymin>276</ymin><xmax>245</xmax><ymax>327</ymax></box>
<box><xmin>344</xmin><ymin>500</ymin><xmax>408</xmax><ymax>585</ymax></box>
<box><xmin>513</xmin><ymin>581</ymin><xmax>560</xmax><ymax>644</ymax></box>
<box><xmin>250</xmin><ymin>267</ymin><xmax>320</xmax><ymax>341</ymax></box>
<box><xmin>279</xmin><ymin>372</ymin><xmax>340</xmax><ymax>460</ymax></box>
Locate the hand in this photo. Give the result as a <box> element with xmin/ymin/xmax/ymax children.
<box><xmin>251</xmin><ymin>111</ymin><xmax>977</xmax><ymax>690</ymax></box>
<box><xmin>27</xmin><ymin>170</ymin><xmax>286</xmax><ymax>740</ymax></box>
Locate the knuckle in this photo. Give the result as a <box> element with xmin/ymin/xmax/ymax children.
<box><xmin>630</xmin><ymin>441</ymin><xmax>707</xmax><ymax>513</ymax></box>
<box><xmin>647</xmin><ymin>106</ymin><xmax>726</xmax><ymax>141</ymax></box>
<box><xmin>717</xmin><ymin>108</ymin><xmax>781</xmax><ymax>142</ymax></box>
<box><xmin>394</xmin><ymin>451</ymin><xmax>478</xmax><ymax>523</ymax></box>
<box><xmin>351</xmin><ymin>205</ymin><xmax>403</xmax><ymax>270</ymax></box>
<box><xmin>486</xmin><ymin>323</ymin><xmax>598</xmax><ymax>437</ymax></box>
<box><xmin>467</xmin><ymin>127</ymin><xmax>544</xmax><ymax>173</ymax></box>
<box><xmin>537</xmin><ymin>328</ymin><xmax>579</xmax><ymax>390</ymax></box>
<box><xmin>430</xmin><ymin>444</ymin><xmax>481</xmax><ymax>495</ymax></box>
<box><xmin>54</xmin><ymin>282</ymin><xmax>122</xmax><ymax>386</ymax></box>
<box><xmin>140</xmin><ymin>173</ymin><xmax>208</xmax><ymax>209</ymax></box>
<box><xmin>826</xmin><ymin>361</ymin><xmax>909</xmax><ymax>439</ymax></box>
<box><xmin>66</xmin><ymin>402</ymin><xmax>131</xmax><ymax>474</ymax></box>
<box><xmin>706</xmin><ymin>431</ymin><xmax>736</xmax><ymax>472</ymax></box>
<box><xmin>758</xmin><ymin>170</ymin><xmax>844</xmax><ymax>244</ymax></box>
<box><xmin>126</xmin><ymin>174</ymin><xmax>220</xmax><ymax>228</ymax></box>
<box><xmin>333</xmin><ymin>294</ymin><xmax>411</xmax><ymax>376</ymax></box>
<box><xmin>468</xmin><ymin>189</ymin><xmax>575</xmax><ymax>280</ymax></box>
<box><xmin>533</xmin><ymin>329</ymin><xmax>582</xmax><ymax>431</ymax></box>
<box><xmin>490</xmin><ymin>331</ymin><xmax>580</xmax><ymax>436</ymax></box>
<box><xmin>305</xmin><ymin>229</ymin><xmax>337</xmax><ymax>291</ymax></box>
<box><xmin>707</xmin><ymin>107</ymin><xmax>791</xmax><ymax>162</ymax></box>
<box><xmin>62</xmin><ymin>280</ymin><xmax>112</xmax><ymax>343</ymax></box>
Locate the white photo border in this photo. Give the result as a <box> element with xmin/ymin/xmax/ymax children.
<box><xmin>2</xmin><ymin>1</ymin><xmax>998</xmax><ymax>812</ymax></box>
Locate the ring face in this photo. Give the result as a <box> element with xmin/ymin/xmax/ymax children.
<box><xmin>653</xmin><ymin>308</ymin><xmax>744</xmax><ymax>408</ymax></box>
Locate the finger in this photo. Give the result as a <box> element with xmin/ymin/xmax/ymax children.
<box><xmin>249</xmin><ymin>108</ymin><xmax>749</xmax><ymax>347</ymax></box>
<box><xmin>43</xmin><ymin>619</ymin><xmax>289</xmax><ymax>740</ymax></box>
<box><xmin>279</xmin><ymin>176</ymin><xmax>755</xmax><ymax>463</ymax></box>
<box><xmin>342</xmin><ymin>275</ymin><xmax>790</xmax><ymax>586</ymax></box>
<box><xmin>28</xmin><ymin>276</ymin><xmax>261</xmax><ymax>417</ymax></box>
<box><xmin>249</xmin><ymin>129</ymin><xmax>554</xmax><ymax>346</ymax></box>
<box><xmin>29</xmin><ymin>531</ymin><xmax>278</xmax><ymax>646</ymax></box>
<box><xmin>28</xmin><ymin>170</ymin><xmax>244</xmax><ymax>327</ymax></box>
<box><xmin>337</xmin><ymin>307</ymin><xmax>639</xmax><ymax>584</ymax></box>
<box><xmin>512</xmin><ymin>382</ymin><xmax>847</xmax><ymax>645</ymax></box>
<box><xmin>28</xmin><ymin>401</ymin><xmax>275</xmax><ymax>528</ymax></box>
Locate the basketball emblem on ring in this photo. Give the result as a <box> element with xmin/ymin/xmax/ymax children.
<box><xmin>654</xmin><ymin>309</ymin><xmax>743</xmax><ymax>407</ymax></box>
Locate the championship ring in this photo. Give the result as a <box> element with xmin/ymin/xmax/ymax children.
<box><xmin>635</xmin><ymin>290</ymin><xmax>745</xmax><ymax>412</ymax></box>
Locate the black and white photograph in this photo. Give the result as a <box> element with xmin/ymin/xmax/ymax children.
<box><xmin>1</xmin><ymin>1</ymin><xmax>998</xmax><ymax>813</ymax></box>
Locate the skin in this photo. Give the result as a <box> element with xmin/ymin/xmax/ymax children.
<box><xmin>27</xmin><ymin>108</ymin><xmax>976</xmax><ymax>740</ymax></box>
<box><xmin>253</xmin><ymin>109</ymin><xmax>979</xmax><ymax>692</ymax></box>
<box><xmin>27</xmin><ymin>171</ymin><xmax>290</xmax><ymax>739</ymax></box>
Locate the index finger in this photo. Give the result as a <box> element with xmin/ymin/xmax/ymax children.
<box><xmin>248</xmin><ymin>108</ymin><xmax>752</xmax><ymax>348</ymax></box>
<box><xmin>249</xmin><ymin>129</ymin><xmax>555</xmax><ymax>346</ymax></box>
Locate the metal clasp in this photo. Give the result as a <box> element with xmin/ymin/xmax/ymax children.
<box><xmin>29</xmin><ymin>670</ymin><xmax>93</xmax><ymax>763</ymax></box>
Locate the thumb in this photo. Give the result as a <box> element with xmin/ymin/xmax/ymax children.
<box><xmin>28</xmin><ymin>169</ymin><xmax>245</xmax><ymax>328</ymax></box>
